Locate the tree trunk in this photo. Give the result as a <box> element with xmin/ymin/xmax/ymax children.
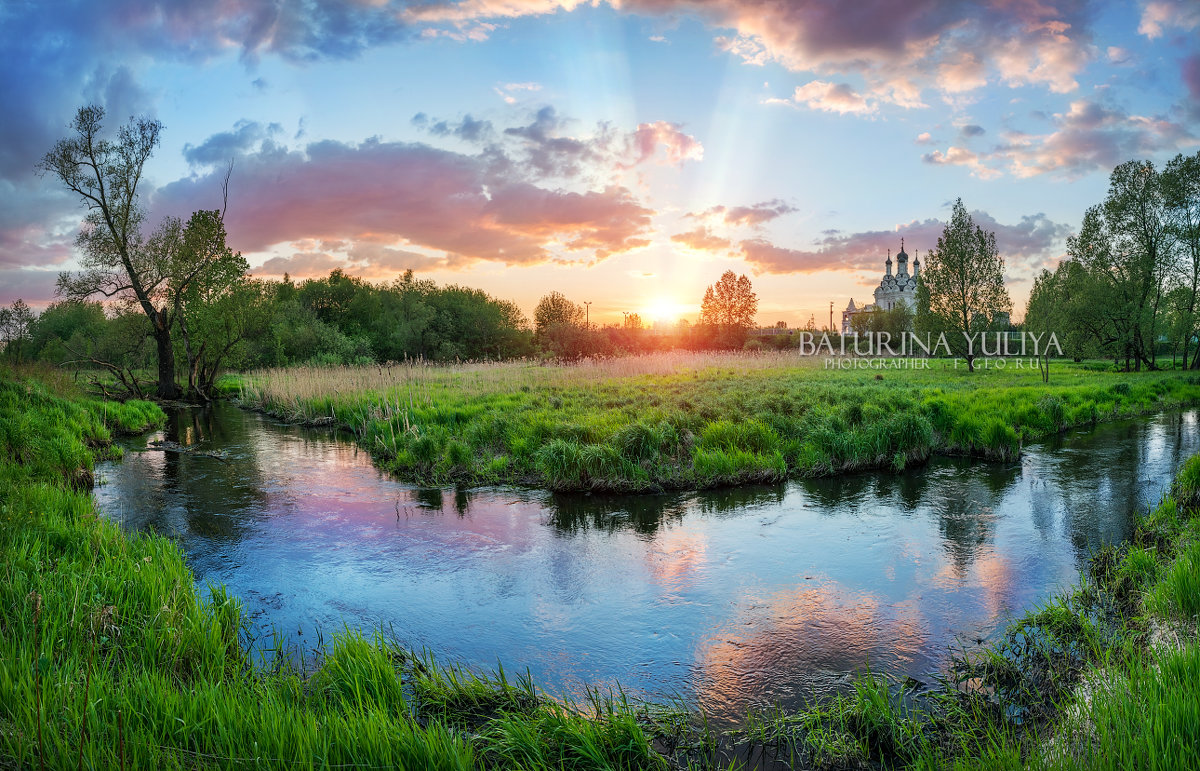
<box><xmin>154</xmin><ymin>311</ymin><xmax>178</xmax><ymax>400</ymax></box>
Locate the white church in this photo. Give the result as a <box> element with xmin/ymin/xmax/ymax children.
<box><xmin>841</xmin><ymin>239</ymin><xmax>920</xmax><ymax>335</ymax></box>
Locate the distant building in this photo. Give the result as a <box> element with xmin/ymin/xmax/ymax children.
<box><xmin>842</xmin><ymin>239</ymin><xmax>920</xmax><ymax>335</ymax></box>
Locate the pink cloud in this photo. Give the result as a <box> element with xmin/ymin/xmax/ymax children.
<box><xmin>671</xmin><ymin>227</ymin><xmax>732</xmax><ymax>252</ymax></box>
<box><xmin>738</xmin><ymin>209</ymin><xmax>1069</xmax><ymax>275</ymax></box>
<box><xmin>627</xmin><ymin>121</ymin><xmax>704</xmax><ymax>165</ymax></box>
<box><xmin>0</xmin><ymin>268</ymin><xmax>59</xmax><ymax>307</ymax></box>
<box><xmin>922</xmin><ymin>146</ymin><xmax>1002</xmax><ymax>179</ymax></box>
<box><xmin>416</xmin><ymin>0</ymin><xmax>1098</xmax><ymax>108</ymax></box>
<box><xmin>1184</xmin><ymin>54</ymin><xmax>1200</xmax><ymax>103</ymax></box>
<box><xmin>155</xmin><ymin>135</ymin><xmax>655</xmax><ymax>266</ymax></box>
<box><xmin>1138</xmin><ymin>0</ymin><xmax>1200</xmax><ymax>39</ymax></box>
<box><xmin>686</xmin><ymin>199</ymin><xmax>796</xmax><ymax>227</ymax></box>
<box><xmin>787</xmin><ymin>80</ymin><xmax>875</xmax><ymax>115</ymax></box>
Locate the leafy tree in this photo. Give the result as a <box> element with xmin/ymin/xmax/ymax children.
<box><xmin>916</xmin><ymin>198</ymin><xmax>1012</xmax><ymax>371</ymax></box>
<box><xmin>698</xmin><ymin>270</ymin><xmax>757</xmax><ymax>348</ymax></box>
<box><xmin>0</xmin><ymin>299</ymin><xmax>35</xmax><ymax>363</ymax></box>
<box><xmin>533</xmin><ymin>291</ymin><xmax>584</xmax><ymax>333</ymax></box>
<box><xmin>170</xmin><ymin>210</ymin><xmax>249</xmax><ymax>398</ymax></box>
<box><xmin>1164</xmin><ymin>151</ymin><xmax>1200</xmax><ymax>368</ymax></box>
<box><xmin>699</xmin><ymin>270</ymin><xmax>757</xmax><ymax>330</ymax></box>
<box><xmin>26</xmin><ymin>300</ymin><xmax>107</xmax><ymax>364</ymax></box>
<box><xmin>38</xmin><ymin>106</ymin><xmax>182</xmax><ymax>396</ymax></box>
<box><xmin>1102</xmin><ymin>160</ymin><xmax>1176</xmax><ymax>369</ymax></box>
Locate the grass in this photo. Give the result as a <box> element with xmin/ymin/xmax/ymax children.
<box><xmin>8</xmin><ymin>360</ymin><xmax>1200</xmax><ymax>770</ymax></box>
<box><xmin>228</xmin><ymin>351</ymin><xmax>1200</xmax><ymax>492</ymax></box>
<box><xmin>0</xmin><ymin>364</ymin><xmax>673</xmax><ymax>770</ymax></box>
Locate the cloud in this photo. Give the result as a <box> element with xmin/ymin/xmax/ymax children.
<box><xmin>915</xmin><ymin>131</ymin><xmax>934</xmax><ymax>145</ymax></box>
<box><xmin>1106</xmin><ymin>46</ymin><xmax>1132</xmax><ymax>64</ymax></box>
<box><xmin>627</xmin><ymin>121</ymin><xmax>704</xmax><ymax>165</ymax></box>
<box><xmin>739</xmin><ymin>238</ymin><xmax>845</xmax><ymax>274</ymax></box>
<box><xmin>922</xmin><ymin>146</ymin><xmax>1002</xmax><ymax>179</ymax></box>
<box><xmin>960</xmin><ymin>124</ymin><xmax>986</xmax><ymax>138</ymax></box>
<box><xmin>671</xmin><ymin>227</ymin><xmax>732</xmax><ymax>252</ymax></box>
<box><xmin>687</xmin><ymin>199</ymin><xmax>796</xmax><ymax>227</ymax></box>
<box><xmin>428</xmin><ymin>114</ymin><xmax>496</xmax><ymax>143</ymax></box>
<box><xmin>499</xmin><ymin>106</ymin><xmax>702</xmax><ymax>179</ymax></box>
<box><xmin>786</xmin><ymin>80</ymin><xmax>875</xmax><ymax>115</ymax></box>
<box><xmin>154</xmin><ymin>132</ymin><xmax>655</xmax><ymax>266</ymax></box>
<box><xmin>0</xmin><ymin>268</ymin><xmax>61</xmax><ymax>307</ymax></box>
<box><xmin>1138</xmin><ymin>0</ymin><xmax>1200</xmax><ymax>39</ymax></box>
<box><xmin>183</xmin><ymin>120</ymin><xmax>283</xmax><ymax>166</ymax></box>
<box><xmin>494</xmin><ymin>81</ymin><xmax>543</xmax><ymax>103</ymax></box>
<box><xmin>1184</xmin><ymin>54</ymin><xmax>1200</xmax><ymax>105</ymax></box>
<box><xmin>921</xmin><ymin>98</ymin><xmax>1195</xmax><ymax>179</ymax></box>
<box><xmin>997</xmin><ymin>98</ymin><xmax>1195</xmax><ymax>178</ymax></box>
<box><xmin>738</xmin><ymin>209</ymin><xmax>1070</xmax><ymax>275</ymax></box>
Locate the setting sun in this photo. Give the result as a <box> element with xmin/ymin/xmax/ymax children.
<box><xmin>645</xmin><ymin>298</ymin><xmax>686</xmax><ymax>323</ymax></box>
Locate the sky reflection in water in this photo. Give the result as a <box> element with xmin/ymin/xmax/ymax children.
<box><xmin>94</xmin><ymin>404</ymin><xmax>1199</xmax><ymax>724</ymax></box>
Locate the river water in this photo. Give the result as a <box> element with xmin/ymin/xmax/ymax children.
<box><xmin>93</xmin><ymin>403</ymin><xmax>1199</xmax><ymax>724</ymax></box>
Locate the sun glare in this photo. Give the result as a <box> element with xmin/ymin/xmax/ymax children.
<box><xmin>645</xmin><ymin>298</ymin><xmax>684</xmax><ymax>322</ymax></box>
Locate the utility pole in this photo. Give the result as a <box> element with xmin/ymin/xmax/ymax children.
<box><xmin>829</xmin><ymin>301</ymin><xmax>834</xmax><ymax>334</ymax></box>
<box><xmin>584</xmin><ymin>301</ymin><xmax>592</xmax><ymax>329</ymax></box>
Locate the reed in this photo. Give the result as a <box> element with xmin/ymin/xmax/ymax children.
<box><xmin>230</xmin><ymin>353</ymin><xmax>1200</xmax><ymax>492</ymax></box>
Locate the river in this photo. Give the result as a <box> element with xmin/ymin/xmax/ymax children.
<box><xmin>93</xmin><ymin>403</ymin><xmax>1199</xmax><ymax>725</ymax></box>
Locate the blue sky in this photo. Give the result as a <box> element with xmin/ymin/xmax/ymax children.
<box><xmin>2</xmin><ymin>0</ymin><xmax>1198</xmax><ymax>326</ymax></box>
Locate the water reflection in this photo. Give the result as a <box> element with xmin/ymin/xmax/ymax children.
<box><xmin>94</xmin><ymin>404</ymin><xmax>1200</xmax><ymax>725</ymax></box>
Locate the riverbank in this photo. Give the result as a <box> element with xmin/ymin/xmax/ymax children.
<box><xmin>0</xmin><ymin>366</ymin><xmax>673</xmax><ymax>770</ymax></box>
<box><xmin>4</xmin><ymin>364</ymin><xmax>1200</xmax><ymax>769</ymax></box>
<box><xmin>231</xmin><ymin>352</ymin><xmax>1200</xmax><ymax>492</ymax></box>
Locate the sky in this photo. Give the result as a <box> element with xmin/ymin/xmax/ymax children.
<box><xmin>2</xmin><ymin>0</ymin><xmax>1198</xmax><ymax>328</ymax></box>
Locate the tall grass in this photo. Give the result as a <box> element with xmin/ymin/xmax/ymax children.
<box><xmin>0</xmin><ymin>367</ymin><xmax>672</xmax><ymax>770</ymax></box>
<box><xmin>231</xmin><ymin>353</ymin><xmax>1200</xmax><ymax>492</ymax></box>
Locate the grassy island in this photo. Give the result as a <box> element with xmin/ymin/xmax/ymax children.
<box><xmin>233</xmin><ymin>352</ymin><xmax>1200</xmax><ymax>492</ymax></box>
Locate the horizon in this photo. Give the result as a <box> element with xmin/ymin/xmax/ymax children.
<box><xmin>2</xmin><ymin>0</ymin><xmax>1198</xmax><ymax>327</ymax></box>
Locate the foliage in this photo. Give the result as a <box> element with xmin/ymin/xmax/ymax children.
<box><xmin>916</xmin><ymin>198</ymin><xmax>1012</xmax><ymax>372</ymax></box>
<box><xmin>0</xmin><ymin>299</ymin><xmax>34</xmax><ymax>363</ymax></box>
<box><xmin>1029</xmin><ymin>151</ymin><xmax>1200</xmax><ymax>372</ymax></box>
<box><xmin>0</xmin><ymin>367</ymin><xmax>669</xmax><ymax>770</ymax></box>
<box><xmin>698</xmin><ymin>271</ymin><xmax>757</xmax><ymax>348</ymax></box>
<box><xmin>534</xmin><ymin>291</ymin><xmax>585</xmax><ymax>332</ymax></box>
<box><xmin>234</xmin><ymin>351</ymin><xmax>1200</xmax><ymax>492</ymax></box>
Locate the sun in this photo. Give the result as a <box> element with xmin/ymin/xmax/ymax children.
<box><xmin>645</xmin><ymin>298</ymin><xmax>684</xmax><ymax>323</ymax></box>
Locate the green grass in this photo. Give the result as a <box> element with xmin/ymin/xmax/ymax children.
<box><xmin>0</xmin><ymin>365</ymin><xmax>671</xmax><ymax>770</ymax></box>
<box><xmin>8</xmin><ymin>361</ymin><xmax>1200</xmax><ymax>770</ymax></box>
<box><xmin>229</xmin><ymin>353</ymin><xmax>1200</xmax><ymax>492</ymax></box>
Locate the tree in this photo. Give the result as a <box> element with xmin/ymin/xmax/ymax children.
<box><xmin>38</xmin><ymin>105</ymin><xmax>182</xmax><ymax>397</ymax></box>
<box><xmin>533</xmin><ymin>291</ymin><xmax>584</xmax><ymax>332</ymax></box>
<box><xmin>1164</xmin><ymin>151</ymin><xmax>1200</xmax><ymax>368</ymax></box>
<box><xmin>170</xmin><ymin>210</ymin><xmax>250</xmax><ymax>398</ymax></box>
<box><xmin>698</xmin><ymin>270</ymin><xmax>757</xmax><ymax>348</ymax></box>
<box><xmin>1102</xmin><ymin>160</ymin><xmax>1176</xmax><ymax>369</ymax></box>
<box><xmin>0</xmin><ymin>299</ymin><xmax>35</xmax><ymax>363</ymax></box>
<box><xmin>916</xmin><ymin>199</ymin><xmax>1012</xmax><ymax>372</ymax></box>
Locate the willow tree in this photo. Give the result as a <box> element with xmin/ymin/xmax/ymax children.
<box><xmin>37</xmin><ymin>106</ymin><xmax>183</xmax><ymax>397</ymax></box>
<box><xmin>916</xmin><ymin>199</ymin><xmax>1011</xmax><ymax>372</ymax></box>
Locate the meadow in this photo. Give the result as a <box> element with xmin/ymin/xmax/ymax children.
<box><xmin>232</xmin><ymin>351</ymin><xmax>1200</xmax><ymax>492</ymax></box>
<box><xmin>4</xmin><ymin>362</ymin><xmax>1200</xmax><ymax>769</ymax></box>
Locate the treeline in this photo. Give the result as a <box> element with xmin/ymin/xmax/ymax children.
<box><xmin>1027</xmin><ymin>152</ymin><xmax>1200</xmax><ymax>370</ymax></box>
<box><xmin>0</xmin><ymin>270</ymin><xmax>531</xmax><ymax>390</ymax></box>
